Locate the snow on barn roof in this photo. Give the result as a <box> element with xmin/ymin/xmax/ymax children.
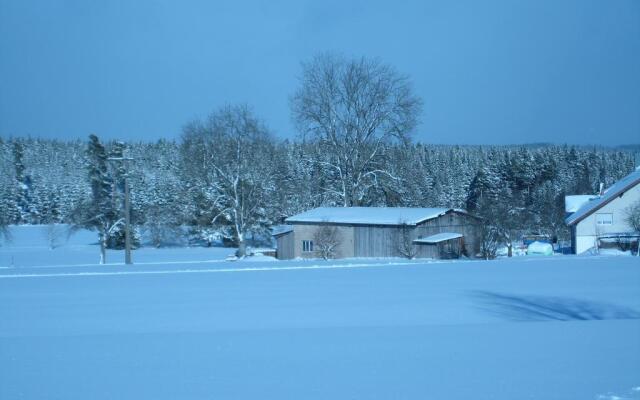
<box><xmin>413</xmin><ymin>232</ymin><xmax>463</xmax><ymax>244</ymax></box>
<box><xmin>285</xmin><ymin>207</ymin><xmax>458</xmax><ymax>226</ymax></box>
<box><xmin>565</xmin><ymin>168</ymin><xmax>640</xmax><ymax>226</ymax></box>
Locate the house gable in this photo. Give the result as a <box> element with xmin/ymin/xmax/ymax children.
<box><xmin>566</xmin><ymin>169</ymin><xmax>640</xmax><ymax>226</ymax></box>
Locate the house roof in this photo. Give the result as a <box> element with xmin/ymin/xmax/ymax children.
<box><xmin>565</xmin><ymin>168</ymin><xmax>640</xmax><ymax>226</ymax></box>
<box><xmin>285</xmin><ymin>207</ymin><xmax>461</xmax><ymax>226</ymax></box>
<box><xmin>413</xmin><ymin>232</ymin><xmax>463</xmax><ymax>244</ymax></box>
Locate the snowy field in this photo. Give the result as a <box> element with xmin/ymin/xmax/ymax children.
<box><xmin>1</xmin><ymin>226</ymin><xmax>639</xmax><ymax>399</ymax></box>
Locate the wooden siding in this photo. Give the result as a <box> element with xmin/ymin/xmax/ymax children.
<box><xmin>354</xmin><ymin>225</ymin><xmax>404</xmax><ymax>257</ymax></box>
<box><xmin>275</xmin><ymin>231</ymin><xmax>295</xmax><ymax>260</ymax></box>
<box><xmin>353</xmin><ymin>211</ymin><xmax>479</xmax><ymax>258</ymax></box>
<box><xmin>415</xmin><ymin>237</ymin><xmax>463</xmax><ymax>259</ymax></box>
<box><xmin>414</xmin><ymin>212</ymin><xmax>480</xmax><ymax>257</ymax></box>
<box><xmin>290</xmin><ymin>224</ymin><xmax>355</xmax><ymax>259</ymax></box>
<box><xmin>414</xmin><ymin>242</ymin><xmax>440</xmax><ymax>259</ymax></box>
<box><xmin>279</xmin><ymin>211</ymin><xmax>480</xmax><ymax>260</ymax></box>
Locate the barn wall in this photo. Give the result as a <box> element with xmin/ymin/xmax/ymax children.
<box><xmin>354</xmin><ymin>225</ymin><xmax>404</xmax><ymax>257</ymax></box>
<box><xmin>292</xmin><ymin>224</ymin><xmax>355</xmax><ymax>259</ymax></box>
<box><xmin>414</xmin><ymin>212</ymin><xmax>480</xmax><ymax>257</ymax></box>
<box><xmin>414</xmin><ymin>243</ymin><xmax>439</xmax><ymax>258</ymax></box>
<box><xmin>354</xmin><ymin>211</ymin><xmax>479</xmax><ymax>259</ymax></box>
<box><xmin>275</xmin><ymin>232</ymin><xmax>295</xmax><ymax>260</ymax></box>
<box><xmin>284</xmin><ymin>211</ymin><xmax>480</xmax><ymax>259</ymax></box>
<box><xmin>415</xmin><ymin>238</ymin><xmax>463</xmax><ymax>259</ymax></box>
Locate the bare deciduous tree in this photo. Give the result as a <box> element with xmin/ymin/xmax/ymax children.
<box><xmin>479</xmin><ymin>222</ymin><xmax>500</xmax><ymax>260</ymax></box>
<box><xmin>471</xmin><ymin>187</ymin><xmax>522</xmax><ymax>258</ymax></box>
<box><xmin>626</xmin><ymin>200</ymin><xmax>640</xmax><ymax>232</ymax></box>
<box><xmin>625</xmin><ymin>200</ymin><xmax>640</xmax><ymax>256</ymax></box>
<box><xmin>291</xmin><ymin>53</ymin><xmax>422</xmax><ymax>206</ymax></box>
<box><xmin>314</xmin><ymin>224</ymin><xmax>340</xmax><ymax>260</ymax></box>
<box><xmin>181</xmin><ymin>104</ymin><xmax>274</xmax><ymax>258</ymax></box>
<box><xmin>396</xmin><ymin>222</ymin><xmax>417</xmax><ymax>259</ymax></box>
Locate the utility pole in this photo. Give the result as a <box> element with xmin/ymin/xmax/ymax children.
<box><xmin>123</xmin><ymin>168</ymin><xmax>132</xmax><ymax>264</ymax></box>
<box><xmin>108</xmin><ymin>156</ymin><xmax>134</xmax><ymax>265</ymax></box>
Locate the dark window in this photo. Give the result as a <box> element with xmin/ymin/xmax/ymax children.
<box><xmin>595</xmin><ymin>213</ymin><xmax>613</xmax><ymax>225</ymax></box>
<box><xmin>303</xmin><ymin>240</ymin><xmax>314</xmax><ymax>252</ymax></box>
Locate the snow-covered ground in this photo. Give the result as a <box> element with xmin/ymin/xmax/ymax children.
<box><xmin>0</xmin><ymin>226</ymin><xmax>639</xmax><ymax>399</ymax></box>
<box><xmin>0</xmin><ymin>224</ymin><xmax>238</xmax><ymax>268</ymax></box>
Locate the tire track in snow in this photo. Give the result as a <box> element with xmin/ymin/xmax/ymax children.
<box><xmin>0</xmin><ymin>261</ymin><xmax>426</xmax><ymax>279</ymax></box>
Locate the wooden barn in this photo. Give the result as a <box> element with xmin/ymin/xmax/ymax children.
<box><xmin>273</xmin><ymin>207</ymin><xmax>480</xmax><ymax>260</ymax></box>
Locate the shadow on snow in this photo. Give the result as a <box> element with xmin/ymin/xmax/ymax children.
<box><xmin>471</xmin><ymin>291</ymin><xmax>640</xmax><ymax>322</ymax></box>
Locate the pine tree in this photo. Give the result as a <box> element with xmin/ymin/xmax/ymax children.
<box><xmin>70</xmin><ymin>134</ymin><xmax>119</xmax><ymax>264</ymax></box>
<box><xmin>13</xmin><ymin>141</ymin><xmax>35</xmax><ymax>223</ymax></box>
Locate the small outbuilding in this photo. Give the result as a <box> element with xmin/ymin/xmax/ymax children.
<box><xmin>273</xmin><ymin>207</ymin><xmax>480</xmax><ymax>260</ymax></box>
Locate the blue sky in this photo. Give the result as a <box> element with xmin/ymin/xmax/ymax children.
<box><xmin>0</xmin><ymin>0</ymin><xmax>638</xmax><ymax>145</ymax></box>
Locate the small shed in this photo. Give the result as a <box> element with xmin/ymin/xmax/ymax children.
<box><xmin>272</xmin><ymin>225</ymin><xmax>294</xmax><ymax>260</ymax></box>
<box><xmin>413</xmin><ymin>232</ymin><xmax>464</xmax><ymax>259</ymax></box>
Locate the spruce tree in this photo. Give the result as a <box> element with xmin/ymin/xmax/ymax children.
<box><xmin>70</xmin><ymin>134</ymin><xmax>118</xmax><ymax>263</ymax></box>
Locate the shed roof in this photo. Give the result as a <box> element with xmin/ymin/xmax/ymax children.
<box><xmin>565</xmin><ymin>168</ymin><xmax>640</xmax><ymax>226</ymax></box>
<box><xmin>285</xmin><ymin>207</ymin><xmax>460</xmax><ymax>226</ymax></box>
<box><xmin>413</xmin><ymin>232</ymin><xmax>463</xmax><ymax>244</ymax></box>
<box><xmin>271</xmin><ymin>225</ymin><xmax>293</xmax><ymax>237</ymax></box>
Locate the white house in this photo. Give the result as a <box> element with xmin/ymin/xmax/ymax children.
<box><xmin>565</xmin><ymin>168</ymin><xmax>640</xmax><ymax>254</ymax></box>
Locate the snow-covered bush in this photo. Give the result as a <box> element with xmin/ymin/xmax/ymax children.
<box><xmin>314</xmin><ymin>224</ymin><xmax>340</xmax><ymax>260</ymax></box>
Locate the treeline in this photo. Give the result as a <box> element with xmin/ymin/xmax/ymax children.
<box><xmin>0</xmin><ymin>54</ymin><xmax>636</xmax><ymax>254</ymax></box>
<box><xmin>0</xmin><ymin>135</ymin><xmax>634</xmax><ymax>244</ymax></box>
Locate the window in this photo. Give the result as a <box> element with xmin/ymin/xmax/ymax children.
<box><xmin>596</xmin><ymin>213</ymin><xmax>613</xmax><ymax>225</ymax></box>
<box><xmin>302</xmin><ymin>240</ymin><xmax>314</xmax><ymax>252</ymax></box>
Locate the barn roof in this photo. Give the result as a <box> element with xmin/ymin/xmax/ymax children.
<box><xmin>565</xmin><ymin>168</ymin><xmax>640</xmax><ymax>226</ymax></box>
<box><xmin>413</xmin><ymin>232</ymin><xmax>463</xmax><ymax>244</ymax></box>
<box><xmin>285</xmin><ymin>207</ymin><xmax>462</xmax><ymax>226</ymax></box>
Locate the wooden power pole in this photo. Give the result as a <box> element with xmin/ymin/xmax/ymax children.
<box><xmin>124</xmin><ymin>170</ymin><xmax>132</xmax><ymax>264</ymax></box>
<box><xmin>108</xmin><ymin>156</ymin><xmax>134</xmax><ymax>265</ymax></box>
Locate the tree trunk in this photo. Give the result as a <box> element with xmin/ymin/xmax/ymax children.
<box><xmin>99</xmin><ymin>232</ymin><xmax>106</xmax><ymax>264</ymax></box>
<box><xmin>236</xmin><ymin>240</ymin><xmax>247</xmax><ymax>258</ymax></box>
<box><xmin>507</xmin><ymin>243</ymin><xmax>513</xmax><ymax>257</ymax></box>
